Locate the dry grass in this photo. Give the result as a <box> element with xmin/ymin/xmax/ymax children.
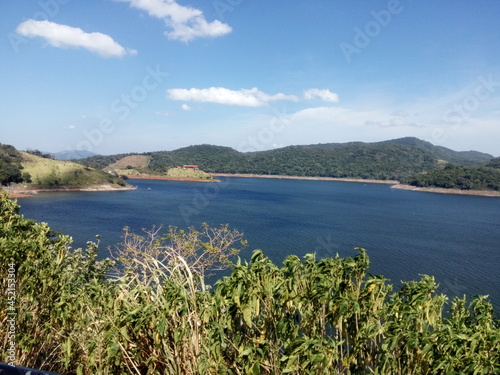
<box><xmin>108</xmin><ymin>155</ymin><xmax>150</xmax><ymax>169</ymax></box>
<box><xmin>20</xmin><ymin>152</ymin><xmax>127</xmax><ymax>188</ymax></box>
<box><xmin>21</xmin><ymin>152</ymin><xmax>89</xmax><ymax>184</ymax></box>
<box><xmin>166</xmin><ymin>167</ymin><xmax>213</xmax><ymax>179</ymax></box>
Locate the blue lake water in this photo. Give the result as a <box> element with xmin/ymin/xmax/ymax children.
<box><xmin>17</xmin><ymin>177</ymin><xmax>500</xmax><ymax>312</ymax></box>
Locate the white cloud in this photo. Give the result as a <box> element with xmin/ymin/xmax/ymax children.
<box><xmin>290</xmin><ymin>106</ymin><xmax>426</xmax><ymax>131</ymax></box>
<box><xmin>364</xmin><ymin>118</ymin><xmax>425</xmax><ymax>128</ymax></box>
<box><xmin>181</xmin><ymin>104</ymin><xmax>191</xmax><ymax>111</ymax></box>
<box><xmin>16</xmin><ymin>20</ymin><xmax>137</xmax><ymax>58</ymax></box>
<box><xmin>155</xmin><ymin>111</ymin><xmax>171</xmax><ymax>117</ymax></box>
<box><xmin>115</xmin><ymin>0</ymin><xmax>232</xmax><ymax>42</ymax></box>
<box><xmin>303</xmin><ymin>88</ymin><xmax>339</xmax><ymax>103</ymax></box>
<box><xmin>283</xmin><ymin>106</ymin><xmax>430</xmax><ymax>145</ymax></box>
<box><xmin>167</xmin><ymin>87</ymin><xmax>299</xmax><ymax>107</ymax></box>
<box><xmin>391</xmin><ymin>109</ymin><xmax>410</xmax><ymax>118</ymax></box>
<box><xmin>290</xmin><ymin>106</ymin><xmax>358</xmax><ymax>123</ymax></box>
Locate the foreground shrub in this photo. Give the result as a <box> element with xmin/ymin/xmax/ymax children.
<box><xmin>1</xmin><ymin>194</ymin><xmax>499</xmax><ymax>374</ymax></box>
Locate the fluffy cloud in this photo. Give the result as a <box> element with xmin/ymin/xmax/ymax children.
<box><xmin>365</xmin><ymin>110</ymin><xmax>424</xmax><ymax>128</ymax></box>
<box><xmin>303</xmin><ymin>88</ymin><xmax>339</xmax><ymax>103</ymax></box>
<box><xmin>167</xmin><ymin>87</ymin><xmax>299</xmax><ymax>107</ymax></box>
<box><xmin>115</xmin><ymin>0</ymin><xmax>232</xmax><ymax>42</ymax></box>
<box><xmin>290</xmin><ymin>106</ymin><xmax>359</xmax><ymax>124</ymax></box>
<box><xmin>16</xmin><ymin>20</ymin><xmax>137</xmax><ymax>58</ymax></box>
<box><xmin>364</xmin><ymin>119</ymin><xmax>425</xmax><ymax>128</ymax></box>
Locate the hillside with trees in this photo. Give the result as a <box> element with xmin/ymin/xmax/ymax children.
<box><xmin>0</xmin><ymin>143</ymin><xmax>25</xmax><ymax>185</ymax></box>
<box><xmin>377</xmin><ymin>137</ymin><xmax>494</xmax><ymax>165</ymax></box>
<box><xmin>486</xmin><ymin>157</ymin><xmax>500</xmax><ymax>169</ymax></box>
<box><xmin>401</xmin><ymin>164</ymin><xmax>500</xmax><ymax>191</ymax></box>
<box><xmin>78</xmin><ymin>137</ymin><xmax>494</xmax><ymax>181</ymax></box>
<box><xmin>1</xmin><ymin>195</ymin><xmax>499</xmax><ymax>374</ymax></box>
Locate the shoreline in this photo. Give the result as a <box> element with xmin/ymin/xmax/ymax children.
<box><xmin>4</xmin><ymin>184</ymin><xmax>136</xmax><ymax>199</ymax></box>
<box><xmin>5</xmin><ymin>176</ymin><xmax>499</xmax><ymax>198</ymax></box>
<box><xmin>391</xmin><ymin>183</ymin><xmax>500</xmax><ymax>197</ymax></box>
<box><xmin>212</xmin><ymin>173</ymin><xmax>398</xmax><ymax>184</ymax></box>
<box><xmin>125</xmin><ymin>175</ymin><xmax>220</xmax><ymax>182</ymax></box>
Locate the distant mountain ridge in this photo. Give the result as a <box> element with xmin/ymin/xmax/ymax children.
<box><xmin>52</xmin><ymin>150</ymin><xmax>98</xmax><ymax>160</ymax></box>
<box><xmin>78</xmin><ymin>137</ymin><xmax>494</xmax><ymax>181</ymax></box>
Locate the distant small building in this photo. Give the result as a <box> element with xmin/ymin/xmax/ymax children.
<box><xmin>183</xmin><ymin>165</ymin><xmax>199</xmax><ymax>170</ymax></box>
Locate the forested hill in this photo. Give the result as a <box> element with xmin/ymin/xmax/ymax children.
<box><xmin>376</xmin><ymin>137</ymin><xmax>493</xmax><ymax>165</ymax></box>
<box><xmin>78</xmin><ymin>137</ymin><xmax>494</xmax><ymax>181</ymax></box>
<box><xmin>486</xmin><ymin>157</ymin><xmax>500</xmax><ymax>169</ymax></box>
<box><xmin>401</xmin><ymin>164</ymin><xmax>500</xmax><ymax>191</ymax></box>
<box><xmin>0</xmin><ymin>143</ymin><xmax>24</xmax><ymax>185</ymax></box>
<box><xmin>399</xmin><ymin>155</ymin><xmax>500</xmax><ymax>192</ymax></box>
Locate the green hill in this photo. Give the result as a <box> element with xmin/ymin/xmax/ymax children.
<box><xmin>401</xmin><ymin>164</ymin><xmax>500</xmax><ymax>191</ymax></box>
<box><xmin>20</xmin><ymin>152</ymin><xmax>129</xmax><ymax>189</ymax></box>
<box><xmin>0</xmin><ymin>143</ymin><xmax>130</xmax><ymax>192</ymax></box>
<box><xmin>165</xmin><ymin>167</ymin><xmax>214</xmax><ymax>180</ymax></box>
<box><xmin>377</xmin><ymin>137</ymin><xmax>494</xmax><ymax>164</ymax></box>
<box><xmin>486</xmin><ymin>157</ymin><xmax>500</xmax><ymax>169</ymax></box>
<box><xmin>78</xmin><ymin>137</ymin><xmax>494</xmax><ymax>181</ymax></box>
<box><xmin>148</xmin><ymin>145</ymin><xmax>251</xmax><ymax>174</ymax></box>
<box><xmin>0</xmin><ymin>143</ymin><xmax>24</xmax><ymax>185</ymax></box>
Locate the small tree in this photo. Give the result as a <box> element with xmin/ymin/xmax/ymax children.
<box><xmin>115</xmin><ymin>223</ymin><xmax>248</xmax><ymax>288</ymax></box>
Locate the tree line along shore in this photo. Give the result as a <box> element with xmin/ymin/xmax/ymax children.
<box><xmin>2</xmin><ymin>138</ymin><xmax>500</xmax><ymax>198</ymax></box>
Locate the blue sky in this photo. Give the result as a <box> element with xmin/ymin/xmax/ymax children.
<box><xmin>1</xmin><ymin>0</ymin><xmax>499</xmax><ymax>156</ymax></box>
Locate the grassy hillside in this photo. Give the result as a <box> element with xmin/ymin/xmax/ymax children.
<box><xmin>106</xmin><ymin>154</ymin><xmax>150</xmax><ymax>170</ymax></box>
<box><xmin>20</xmin><ymin>152</ymin><xmax>129</xmax><ymax>189</ymax></box>
<box><xmin>102</xmin><ymin>155</ymin><xmax>214</xmax><ymax>180</ymax></box>
<box><xmin>165</xmin><ymin>167</ymin><xmax>214</xmax><ymax>179</ymax></box>
<box><xmin>76</xmin><ymin>153</ymin><xmax>131</xmax><ymax>170</ymax></box>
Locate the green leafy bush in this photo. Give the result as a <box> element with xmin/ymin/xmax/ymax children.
<box><xmin>1</xmin><ymin>194</ymin><xmax>499</xmax><ymax>374</ymax></box>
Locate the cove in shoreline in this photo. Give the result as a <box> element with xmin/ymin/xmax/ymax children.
<box><xmin>126</xmin><ymin>175</ymin><xmax>220</xmax><ymax>182</ymax></box>
<box><xmin>212</xmin><ymin>173</ymin><xmax>397</xmax><ymax>184</ymax></box>
<box><xmin>214</xmin><ymin>173</ymin><xmax>500</xmax><ymax>197</ymax></box>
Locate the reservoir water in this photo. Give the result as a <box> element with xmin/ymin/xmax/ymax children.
<box><xmin>17</xmin><ymin>177</ymin><xmax>500</xmax><ymax>312</ymax></box>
